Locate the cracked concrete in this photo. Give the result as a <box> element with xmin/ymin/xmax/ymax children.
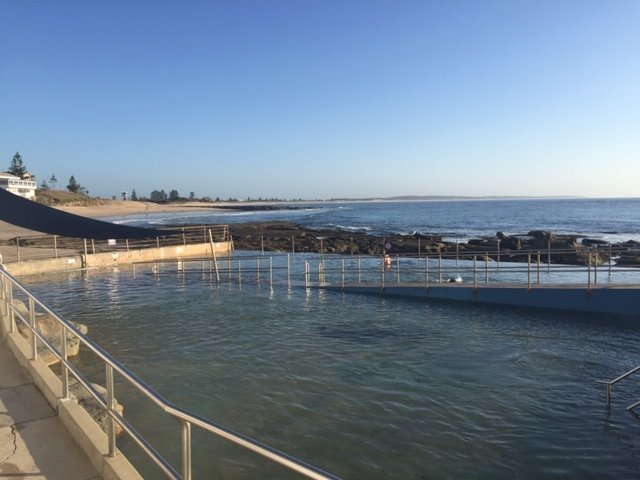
<box><xmin>1</xmin><ymin>343</ymin><xmax>100</xmax><ymax>479</ymax></box>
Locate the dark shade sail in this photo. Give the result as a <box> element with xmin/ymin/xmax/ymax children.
<box><xmin>0</xmin><ymin>188</ymin><xmax>174</xmax><ymax>239</ymax></box>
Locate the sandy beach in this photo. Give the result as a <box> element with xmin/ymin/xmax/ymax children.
<box><xmin>0</xmin><ymin>200</ymin><xmax>220</xmax><ymax>241</ymax></box>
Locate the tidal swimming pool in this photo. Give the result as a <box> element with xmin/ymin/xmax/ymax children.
<box><xmin>23</xmin><ymin>259</ymin><xmax>640</xmax><ymax>479</ymax></box>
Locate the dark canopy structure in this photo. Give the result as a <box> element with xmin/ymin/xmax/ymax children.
<box><xmin>0</xmin><ymin>188</ymin><xmax>174</xmax><ymax>239</ymax></box>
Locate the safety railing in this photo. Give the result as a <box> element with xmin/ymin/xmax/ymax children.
<box><xmin>0</xmin><ymin>224</ymin><xmax>230</xmax><ymax>263</ymax></box>
<box><xmin>0</xmin><ymin>265</ymin><xmax>338</xmax><ymax>480</ymax></box>
<box><xmin>596</xmin><ymin>366</ymin><xmax>640</xmax><ymax>412</ymax></box>
<box><xmin>129</xmin><ymin>246</ymin><xmax>640</xmax><ymax>293</ymax></box>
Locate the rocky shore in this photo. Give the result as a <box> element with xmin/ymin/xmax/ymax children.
<box><xmin>228</xmin><ymin>222</ymin><xmax>640</xmax><ymax>266</ymax></box>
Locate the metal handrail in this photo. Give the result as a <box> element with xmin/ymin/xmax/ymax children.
<box><xmin>596</xmin><ymin>365</ymin><xmax>640</xmax><ymax>411</ymax></box>
<box><xmin>0</xmin><ymin>266</ymin><xmax>338</xmax><ymax>480</ymax></box>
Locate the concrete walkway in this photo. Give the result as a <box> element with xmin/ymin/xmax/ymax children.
<box><xmin>0</xmin><ymin>346</ymin><xmax>100</xmax><ymax>479</ymax></box>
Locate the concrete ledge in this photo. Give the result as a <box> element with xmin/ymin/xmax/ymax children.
<box><xmin>4</xmin><ymin>241</ymin><xmax>231</xmax><ymax>276</ymax></box>
<box><xmin>322</xmin><ymin>283</ymin><xmax>640</xmax><ymax>316</ymax></box>
<box><xmin>1</xmin><ymin>313</ymin><xmax>142</xmax><ymax>479</ymax></box>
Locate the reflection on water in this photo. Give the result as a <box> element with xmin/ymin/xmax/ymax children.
<box><xmin>23</xmin><ymin>265</ymin><xmax>640</xmax><ymax>479</ymax></box>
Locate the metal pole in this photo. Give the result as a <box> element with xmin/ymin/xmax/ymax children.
<box><xmin>456</xmin><ymin>242</ymin><xmax>459</xmax><ymax>266</ymax></box>
<box><xmin>287</xmin><ymin>254</ymin><xmax>291</xmax><ymax>288</ymax></box>
<box><xmin>418</xmin><ymin>238</ymin><xmax>421</xmax><ymax>259</ymax></box>
<box><xmin>105</xmin><ymin>364</ymin><xmax>116</xmax><ymax>457</ymax></box>
<box><xmin>608</xmin><ymin>244</ymin><xmax>612</xmax><ymax>277</ymax></box>
<box><xmin>473</xmin><ymin>256</ymin><xmax>477</xmax><ymax>289</ymax></box>
<box><xmin>8</xmin><ymin>281</ymin><xmax>15</xmax><ymax>333</ymax></box>
<box><xmin>208</xmin><ymin>230</ymin><xmax>220</xmax><ymax>283</ymax></box>
<box><xmin>156</xmin><ymin>237</ymin><xmax>160</xmax><ymax>249</ymax></box>
<box><xmin>182</xmin><ymin>421</ymin><xmax>192</xmax><ymax>480</ymax></box>
<box><xmin>497</xmin><ymin>239</ymin><xmax>501</xmax><ymax>270</ymax></box>
<box><xmin>29</xmin><ymin>297</ymin><xmax>37</xmax><ymax>360</ymax></box>
<box><xmin>357</xmin><ymin>256</ymin><xmax>361</xmax><ymax>283</ymax></box>
<box><xmin>91</xmin><ymin>239</ymin><xmax>96</xmax><ymax>254</ymax></box>
<box><xmin>83</xmin><ymin>238</ymin><xmax>88</xmax><ymax>257</ymax></box>
<box><xmin>269</xmin><ymin>257</ymin><xmax>273</xmax><ymax>287</ymax></box>
<box><xmin>16</xmin><ymin>237</ymin><xmax>20</xmax><ymax>262</ymax></box>
<box><xmin>126</xmin><ymin>239</ymin><xmax>130</xmax><ymax>252</ymax></box>
<box><xmin>381</xmin><ymin>255</ymin><xmax>385</xmax><ymax>288</ymax></box>
<box><xmin>304</xmin><ymin>261</ymin><xmax>309</xmax><ymax>288</ymax></box>
<box><xmin>438</xmin><ymin>252</ymin><xmax>442</xmax><ymax>283</ymax></box>
<box><xmin>527</xmin><ymin>254</ymin><xmax>531</xmax><ymax>290</ymax></box>
<box><xmin>257</xmin><ymin>257</ymin><xmax>261</xmax><ymax>284</ymax></box>
<box><xmin>238</xmin><ymin>259</ymin><xmax>242</xmax><ymax>285</ymax></box>
<box><xmin>54</xmin><ymin>235</ymin><xmax>58</xmax><ymax>258</ymax></box>
<box><xmin>396</xmin><ymin>255</ymin><xmax>400</xmax><ymax>283</ymax></box>
<box><xmin>547</xmin><ymin>240</ymin><xmax>551</xmax><ymax>272</ymax></box>
<box><xmin>424</xmin><ymin>257</ymin><xmax>429</xmax><ymax>288</ymax></box>
<box><xmin>292</xmin><ymin>236</ymin><xmax>295</xmax><ymax>255</ymax></box>
<box><xmin>485</xmin><ymin>253</ymin><xmax>488</xmax><ymax>283</ymax></box>
<box><xmin>594</xmin><ymin>248</ymin><xmax>598</xmax><ymax>285</ymax></box>
<box><xmin>61</xmin><ymin>327</ymin><xmax>69</xmax><ymax>399</ymax></box>
<box><xmin>341</xmin><ymin>259</ymin><xmax>345</xmax><ymax>288</ymax></box>
<box><xmin>588</xmin><ymin>253</ymin><xmax>592</xmax><ymax>291</ymax></box>
<box><xmin>537</xmin><ymin>251</ymin><xmax>541</xmax><ymax>285</ymax></box>
<box><xmin>261</xmin><ymin>235</ymin><xmax>264</xmax><ymax>256</ymax></box>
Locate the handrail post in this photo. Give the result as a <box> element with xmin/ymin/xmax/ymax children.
<box><xmin>485</xmin><ymin>253</ymin><xmax>489</xmax><ymax>283</ymax></box>
<box><xmin>182</xmin><ymin>421</ymin><xmax>192</xmax><ymax>480</ymax></box>
<box><xmin>54</xmin><ymin>235</ymin><xmax>58</xmax><ymax>258</ymax></box>
<box><xmin>527</xmin><ymin>254</ymin><xmax>531</xmax><ymax>290</ymax></box>
<box><xmin>396</xmin><ymin>256</ymin><xmax>400</xmax><ymax>283</ymax></box>
<box><xmin>29</xmin><ymin>297</ymin><xmax>37</xmax><ymax>360</ymax></box>
<box><xmin>341</xmin><ymin>259</ymin><xmax>345</xmax><ymax>288</ymax></box>
<box><xmin>438</xmin><ymin>252</ymin><xmax>442</xmax><ymax>283</ymax></box>
<box><xmin>269</xmin><ymin>257</ymin><xmax>273</xmax><ymax>287</ymax></box>
<box><xmin>537</xmin><ymin>251</ymin><xmax>541</xmax><ymax>285</ymax></box>
<box><xmin>8</xmin><ymin>280</ymin><xmax>15</xmax><ymax>333</ymax></box>
<box><xmin>497</xmin><ymin>239</ymin><xmax>501</xmax><ymax>270</ymax></box>
<box><xmin>606</xmin><ymin>383</ymin><xmax>612</xmax><ymax>409</ymax></box>
<box><xmin>357</xmin><ymin>256</ymin><xmax>361</xmax><ymax>283</ymax></box>
<box><xmin>587</xmin><ymin>253</ymin><xmax>592</xmax><ymax>292</ymax></box>
<box><xmin>473</xmin><ymin>256</ymin><xmax>477</xmax><ymax>289</ymax></box>
<box><xmin>238</xmin><ymin>259</ymin><xmax>242</xmax><ymax>285</ymax></box>
<box><xmin>61</xmin><ymin>326</ymin><xmax>69</xmax><ymax>399</ymax></box>
<box><xmin>105</xmin><ymin>364</ymin><xmax>116</xmax><ymax>457</ymax></box>
<box><xmin>257</xmin><ymin>257</ymin><xmax>261</xmax><ymax>284</ymax></box>
<box><xmin>425</xmin><ymin>256</ymin><xmax>429</xmax><ymax>289</ymax></box>
<box><xmin>287</xmin><ymin>254</ymin><xmax>291</xmax><ymax>288</ymax></box>
<box><xmin>547</xmin><ymin>240</ymin><xmax>551</xmax><ymax>272</ymax></box>
<box><xmin>455</xmin><ymin>242</ymin><xmax>459</xmax><ymax>266</ymax></box>
<box><xmin>594</xmin><ymin>248</ymin><xmax>598</xmax><ymax>285</ymax></box>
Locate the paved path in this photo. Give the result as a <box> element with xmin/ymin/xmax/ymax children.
<box><xmin>0</xmin><ymin>345</ymin><xmax>100</xmax><ymax>479</ymax></box>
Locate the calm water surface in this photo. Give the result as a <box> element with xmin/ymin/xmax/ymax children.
<box><xmin>23</xmin><ymin>260</ymin><xmax>640</xmax><ymax>479</ymax></box>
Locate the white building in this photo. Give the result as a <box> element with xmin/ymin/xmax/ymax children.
<box><xmin>0</xmin><ymin>172</ymin><xmax>38</xmax><ymax>199</ymax></box>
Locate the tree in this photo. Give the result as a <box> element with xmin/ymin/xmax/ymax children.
<box><xmin>67</xmin><ymin>175</ymin><xmax>82</xmax><ymax>193</ymax></box>
<box><xmin>8</xmin><ymin>152</ymin><xmax>27</xmax><ymax>178</ymax></box>
<box><xmin>131</xmin><ymin>189</ymin><xmax>138</xmax><ymax>201</ymax></box>
<box><xmin>169</xmin><ymin>189</ymin><xmax>180</xmax><ymax>201</ymax></box>
<box><xmin>40</xmin><ymin>180</ymin><xmax>49</xmax><ymax>190</ymax></box>
<box><xmin>150</xmin><ymin>189</ymin><xmax>168</xmax><ymax>202</ymax></box>
<box><xmin>189</xmin><ymin>191</ymin><xmax>195</xmax><ymax>200</ymax></box>
<box><xmin>49</xmin><ymin>174</ymin><xmax>57</xmax><ymax>190</ymax></box>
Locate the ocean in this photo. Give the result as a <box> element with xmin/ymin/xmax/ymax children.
<box><xmin>21</xmin><ymin>198</ymin><xmax>640</xmax><ymax>479</ymax></box>
<box><xmin>108</xmin><ymin>197</ymin><xmax>640</xmax><ymax>244</ymax></box>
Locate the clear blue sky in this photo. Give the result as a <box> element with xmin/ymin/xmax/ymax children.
<box><xmin>1</xmin><ymin>1</ymin><xmax>638</xmax><ymax>200</ymax></box>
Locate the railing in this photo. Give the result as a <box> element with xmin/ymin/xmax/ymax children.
<box><xmin>131</xmin><ymin>247</ymin><xmax>640</xmax><ymax>292</ymax></box>
<box><xmin>0</xmin><ymin>224</ymin><xmax>230</xmax><ymax>263</ymax></box>
<box><xmin>0</xmin><ymin>265</ymin><xmax>338</xmax><ymax>480</ymax></box>
<box><xmin>596</xmin><ymin>366</ymin><xmax>640</xmax><ymax>412</ymax></box>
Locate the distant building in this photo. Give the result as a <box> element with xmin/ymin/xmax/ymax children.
<box><xmin>0</xmin><ymin>172</ymin><xmax>38</xmax><ymax>199</ymax></box>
